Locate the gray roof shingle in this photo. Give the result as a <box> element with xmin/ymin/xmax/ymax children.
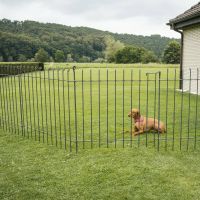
<box><xmin>170</xmin><ymin>2</ymin><xmax>200</xmax><ymax>23</ymax></box>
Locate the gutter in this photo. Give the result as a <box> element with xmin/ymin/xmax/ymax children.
<box><xmin>168</xmin><ymin>23</ymin><xmax>183</xmax><ymax>89</ymax></box>
<box><xmin>174</xmin><ymin>29</ymin><xmax>183</xmax><ymax>90</ymax></box>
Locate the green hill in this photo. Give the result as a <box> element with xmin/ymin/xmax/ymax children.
<box><xmin>0</xmin><ymin>18</ymin><xmax>179</xmax><ymax>62</ymax></box>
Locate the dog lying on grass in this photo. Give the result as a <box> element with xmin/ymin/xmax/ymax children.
<box><xmin>128</xmin><ymin>108</ymin><xmax>166</xmax><ymax>136</ymax></box>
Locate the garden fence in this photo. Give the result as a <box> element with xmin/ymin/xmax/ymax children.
<box><xmin>0</xmin><ymin>65</ymin><xmax>199</xmax><ymax>152</ymax></box>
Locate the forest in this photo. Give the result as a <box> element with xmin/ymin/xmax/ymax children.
<box><xmin>0</xmin><ymin>19</ymin><xmax>180</xmax><ymax>63</ymax></box>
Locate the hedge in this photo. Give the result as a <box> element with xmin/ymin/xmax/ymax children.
<box><xmin>0</xmin><ymin>62</ymin><xmax>44</xmax><ymax>76</ymax></box>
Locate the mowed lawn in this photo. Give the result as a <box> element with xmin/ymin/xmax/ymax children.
<box><xmin>1</xmin><ymin>63</ymin><xmax>199</xmax><ymax>152</ymax></box>
<box><xmin>1</xmin><ymin>131</ymin><xmax>200</xmax><ymax>200</ymax></box>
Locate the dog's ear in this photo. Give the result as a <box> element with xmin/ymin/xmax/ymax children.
<box><xmin>136</xmin><ymin>110</ymin><xmax>140</xmax><ymax>117</ymax></box>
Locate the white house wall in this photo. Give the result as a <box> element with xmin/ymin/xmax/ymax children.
<box><xmin>182</xmin><ymin>25</ymin><xmax>200</xmax><ymax>95</ymax></box>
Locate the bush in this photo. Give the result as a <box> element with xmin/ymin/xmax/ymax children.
<box><xmin>34</xmin><ymin>48</ymin><xmax>49</xmax><ymax>62</ymax></box>
<box><xmin>115</xmin><ymin>46</ymin><xmax>157</xmax><ymax>64</ymax></box>
<box><xmin>93</xmin><ymin>58</ymin><xmax>106</xmax><ymax>63</ymax></box>
<box><xmin>162</xmin><ymin>41</ymin><xmax>180</xmax><ymax>64</ymax></box>
<box><xmin>54</xmin><ymin>50</ymin><xmax>65</xmax><ymax>62</ymax></box>
<box><xmin>0</xmin><ymin>62</ymin><xmax>44</xmax><ymax>76</ymax></box>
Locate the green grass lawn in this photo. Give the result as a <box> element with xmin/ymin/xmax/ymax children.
<box><xmin>1</xmin><ymin>63</ymin><xmax>200</xmax><ymax>199</ymax></box>
<box><xmin>44</xmin><ymin>62</ymin><xmax>180</xmax><ymax>69</ymax></box>
<box><xmin>1</xmin><ymin>131</ymin><xmax>200</xmax><ymax>200</ymax></box>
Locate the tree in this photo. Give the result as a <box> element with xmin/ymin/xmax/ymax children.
<box><xmin>163</xmin><ymin>41</ymin><xmax>180</xmax><ymax>64</ymax></box>
<box><xmin>7</xmin><ymin>56</ymin><xmax>13</xmax><ymax>62</ymax></box>
<box><xmin>17</xmin><ymin>54</ymin><xmax>26</xmax><ymax>61</ymax></box>
<box><xmin>141</xmin><ymin>51</ymin><xmax>158</xmax><ymax>63</ymax></box>
<box><xmin>66</xmin><ymin>54</ymin><xmax>73</xmax><ymax>62</ymax></box>
<box><xmin>104</xmin><ymin>36</ymin><xmax>124</xmax><ymax>62</ymax></box>
<box><xmin>115</xmin><ymin>46</ymin><xmax>157</xmax><ymax>64</ymax></box>
<box><xmin>79</xmin><ymin>56</ymin><xmax>90</xmax><ymax>63</ymax></box>
<box><xmin>115</xmin><ymin>46</ymin><xmax>140</xmax><ymax>63</ymax></box>
<box><xmin>54</xmin><ymin>50</ymin><xmax>65</xmax><ymax>62</ymax></box>
<box><xmin>93</xmin><ymin>58</ymin><xmax>105</xmax><ymax>63</ymax></box>
<box><xmin>34</xmin><ymin>48</ymin><xmax>49</xmax><ymax>62</ymax></box>
<box><xmin>0</xmin><ymin>56</ymin><xmax>3</xmax><ymax>62</ymax></box>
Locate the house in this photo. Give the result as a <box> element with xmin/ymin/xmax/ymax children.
<box><xmin>168</xmin><ymin>2</ymin><xmax>200</xmax><ymax>94</ymax></box>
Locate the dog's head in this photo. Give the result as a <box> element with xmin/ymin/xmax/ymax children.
<box><xmin>128</xmin><ymin>108</ymin><xmax>140</xmax><ymax>119</ymax></box>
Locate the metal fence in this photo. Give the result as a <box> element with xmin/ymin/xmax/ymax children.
<box><xmin>0</xmin><ymin>66</ymin><xmax>199</xmax><ymax>152</ymax></box>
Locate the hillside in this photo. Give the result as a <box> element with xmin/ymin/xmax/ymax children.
<box><xmin>0</xmin><ymin>19</ymin><xmax>179</xmax><ymax>62</ymax></box>
<box><xmin>112</xmin><ymin>33</ymin><xmax>177</xmax><ymax>59</ymax></box>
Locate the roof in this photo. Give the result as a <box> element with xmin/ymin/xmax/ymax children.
<box><xmin>168</xmin><ymin>2</ymin><xmax>200</xmax><ymax>29</ymax></box>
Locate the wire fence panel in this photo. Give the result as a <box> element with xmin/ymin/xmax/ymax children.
<box><xmin>0</xmin><ymin>66</ymin><xmax>200</xmax><ymax>152</ymax></box>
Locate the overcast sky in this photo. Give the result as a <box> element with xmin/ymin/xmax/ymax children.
<box><xmin>0</xmin><ymin>0</ymin><xmax>198</xmax><ymax>38</ymax></box>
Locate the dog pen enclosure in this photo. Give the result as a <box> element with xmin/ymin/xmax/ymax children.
<box><xmin>0</xmin><ymin>65</ymin><xmax>199</xmax><ymax>152</ymax></box>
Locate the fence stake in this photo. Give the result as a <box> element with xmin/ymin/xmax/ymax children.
<box><xmin>10</xmin><ymin>69</ymin><xmax>17</xmax><ymax>134</ymax></box>
<box><xmin>114</xmin><ymin>69</ymin><xmax>117</xmax><ymax>148</ymax></box>
<box><xmin>138</xmin><ymin>69</ymin><xmax>141</xmax><ymax>147</ymax></box>
<box><xmin>122</xmin><ymin>69</ymin><xmax>125</xmax><ymax>148</ymax></box>
<box><xmin>8</xmin><ymin>66</ymin><xmax>14</xmax><ymax>134</ymax></box>
<box><xmin>14</xmin><ymin>71</ymin><xmax>20</xmax><ymax>135</ymax></box>
<box><xmin>4</xmin><ymin>66</ymin><xmax>9</xmax><ymax>131</ymax></box>
<box><xmin>53</xmin><ymin>69</ymin><xmax>57</xmax><ymax>146</ymax></box>
<box><xmin>107</xmin><ymin>69</ymin><xmax>109</xmax><ymax>148</ymax></box>
<box><xmin>35</xmin><ymin>70</ymin><xmax>40</xmax><ymax>141</ymax></box>
<box><xmin>0</xmin><ymin>67</ymin><xmax>5</xmax><ymax>130</ymax></box>
<box><xmin>43</xmin><ymin>70</ymin><xmax>48</xmax><ymax>144</ymax></box>
<box><xmin>172</xmin><ymin>69</ymin><xmax>176</xmax><ymax>150</ymax></box>
<box><xmin>73</xmin><ymin>66</ymin><xmax>78</xmax><ymax>152</ymax></box>
<box><xmin>194</xmin><ymin>68</ymin><xmax>199</xmax><ymax>149</ymax></box>
<box><xmin>165</xmin><ymin>69</ymin><xmax>169</xmax><ymax>150</ymax></box>
<box><xmin>130</xmin><ymin>69</ymin><xmax>133</xmax><ymax>147</ymax></box>
<box><xmin>27</xmin><ymin>69</ymin><xmax>32</xmax><ymax>138</ymax></box>
<box><xmin>40</xmin><ymin>68</ymin><xmax>44</xmax><ymax>143</ymax></box>
<box><xmin>187</xmin><ymin>69</ymin><xmax>192</xmax><ymax>150</ymax></box>
<box><xmin>67</xmin><ymin>69</ymin><xmax>72</xmax><ymax>152</ymax></box>
<box><xmin>62</xmin><ymin>69</ymin><xmax>67</xmax><ymax>150</ymax></box>
<box><xmin>179</xmin><ymin>69</ymin><xmax>184</xmax><ymax>150</ymax></box>
<box><xmin>57</xmin><ymin>69</ymin><xmax>62</xmax><ymax>148</ymax></box>
<box><xmin>98</xmin><ymin>69</ymin><xmax>101</xmax><ymax>148</ymax></box>
<box><xmin>22</xmin><ymin>67</ymin><xmax>28</xmax><ymax>137</ymax></box>
<box><xmin>18</xmin><ymin>69</ymin><xmax>24</xmax><ymax>136</ymax></box>
<box><xmin>153</xmin><ymin>73</ymin><xmax>157</xmax><ymax>147</ymax></box>
<box><xmin>146</xmin><ymin>73</ymin><xmax>149</xmax><ymax>147</ymax></box>
<box><xmin>157</xmin><ymin>71</ymin><xmax>161</xmax><ymax>151</ymax></box>
<box><xmin>81</xmin><ymin>69</ymin><xmax>85</xmax><ymax>149</ymax></box>
<box><xmin>31</xmin><ymin>71</ymin><xmax>37</xmax><ymax>140</ymax></box>
<box><xmin>90</xmin><ymin>69</ymin><xmax>93</xmax><ymax>149</ymax></box>
<box><xmin>48</xmin><ymin>69</ymin><xmax>53</xmax><ymax>145</ymax></box>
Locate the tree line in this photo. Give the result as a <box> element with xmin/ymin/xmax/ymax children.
<box><xmin>0</xmin><ymin>19</ymin><xmax>180</xmax><ymax>64</ymax></box>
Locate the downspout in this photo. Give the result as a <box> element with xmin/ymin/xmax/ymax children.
<box><xmin>173</xmin><ymin>28</ymin><xmax>183</xmax><ymax>90</ymax></box>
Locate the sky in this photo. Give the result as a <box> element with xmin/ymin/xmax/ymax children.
<box><xmin>0</xmin><ymin>0</ymin><xmax>198</xmax><ymax>38</ymax></box>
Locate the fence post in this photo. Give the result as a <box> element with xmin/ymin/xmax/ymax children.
<box><xmin>73</xmin><ymin>66</ymin><xmax>78</xmax><ymax>153</ymax></box>
<box><xmin>0</xmin><ymin>67</ymin><xmax>3</xmax><ymax>128</ymax></box>
<box><xmin>157</xmin><ymin>71</ymin><xmax>161</xmax><ymax>151</ymax></box>
<box><xmin>67</xmin><ymin>69</ymin><xmax>72</xmax><ymax>152</ymax></box>
<box><xmin>18</xmin><ymin>66</ymin><xmax>24</xmax><ymax>136</ymax></box>
<box><xmin>194</xmin><ymin>68</ymin><xmax>199</xmax><ymax>149</ymax></box>
<box><xmin>146</xmin><ymin>73</ymin><xmax>149</xmax><ymax>147</ymax></box>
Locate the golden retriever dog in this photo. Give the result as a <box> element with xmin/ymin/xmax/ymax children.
<box><xmin>128</xmin><ymin>108</ymin><xmax>166</xmax><ymax>136</ymax></box>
